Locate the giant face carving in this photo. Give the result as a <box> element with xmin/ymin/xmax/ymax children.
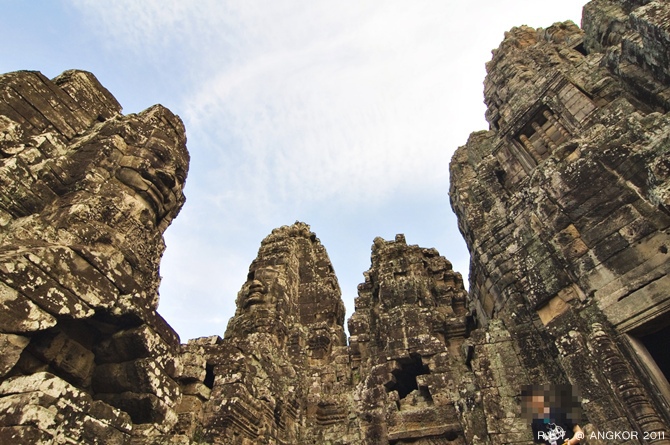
<box><xmin>41</xmin><ymin>104</ymin><xmax>188</xmax><ymax>231</ymax></box>
<box><xmin>0</xmin><ymin>71</ymin><xmax>189</xmax><ymax>331</ymax></box>
<box><xmin>238</xmin><ymin>267</ymin><xmax>281</xmax><ymax>311</ymax></box>
<box><xmin>0</xmin><ymin>72</ymin><xmax>190</xmax><ymax>431</ymax></box>
<box><xmin>0</xmin><ymin>74</ymin><xmax>188</xmax><ymax>230</ymax></box>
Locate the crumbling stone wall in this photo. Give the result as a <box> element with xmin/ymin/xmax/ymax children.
<box><xmin>348</xmin><ymin>234</ymin><xmax>472</xmax><ymax>444</ymax></box>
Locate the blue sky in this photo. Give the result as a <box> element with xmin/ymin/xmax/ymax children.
<box><xmin>2</xmin><ymin>1</ymin><xmax>585</xmax><ymax>341</ymax></box>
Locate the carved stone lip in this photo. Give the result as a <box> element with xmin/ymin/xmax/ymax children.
<box><xmin>242</xmin><ymin>280</ymin><xmax>267</xmax><ymax>308</ymax></box>
<box><xmin>116</xmin><ymin>167</ymin><xmax>175</xmax><ymax>221</ymax></box>
<box><xmin>243</xmin><ymin>293</ymin><xmax>265</xmax><ymax>309</ymax></box>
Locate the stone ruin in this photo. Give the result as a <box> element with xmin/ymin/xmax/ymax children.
<box><xmin>0</xmin><ymin>0</ymin><xmax>669</xmax><ymax>443</ymax></box>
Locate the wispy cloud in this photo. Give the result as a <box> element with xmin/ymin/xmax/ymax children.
<box><xmin>70</xmin><ymin>0</ymin><xmax>585</xmax><ymax>209</ymax></box>
<box><xmin>67</xmin><ymin>0</ymin><xmax>586</xmax><ymax>340</ymax></box>
<box><xmin>72</xmin><ymin>1</ymin><xmax>477</xmax><ymax>204</ymax></box>
<box><xmin>182</xmin><ymin>3</ymin><xmax>478</xmax><ymax>215</ymax></box>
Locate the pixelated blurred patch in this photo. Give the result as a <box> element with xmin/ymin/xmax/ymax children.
<box><xmin>521</xmin><ymin>384</ymin><xmax>583</xmax><ymax>444</ymax></box>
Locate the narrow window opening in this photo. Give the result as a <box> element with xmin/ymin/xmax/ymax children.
<box><xmin>494</xmin><ymin>168</ymin><xmax>506</xmax><ymax>186</ymax></box>
<box><xmin>274</xmin><ymin>401</ymin><xmax>284</xmax><ymax>429</ymax></box>
<box><xmin>573</xmin><ymin>42</ymin><xmax>587</xmax><ymax>56</ymax></box>
<box><xmin>627</xmin><ymin>324</ymin><xmax>670</xmax><ymax>414</ymax></box>
<box><xmin>491</xmin><ymin>115</ymin><xmax>501</xmax><ymax>131</ymax></box>
<box><xmin>204</xmin><ymin>363</ymin><xmax>215</xmax><ymax>389</ymax></box>
<box><xmin>515</xmin><ymin>107</ymin><xmax>571</xmax><ymax>163</ymax></box>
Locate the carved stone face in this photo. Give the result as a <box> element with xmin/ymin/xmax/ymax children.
<box><xmin>238</xmin><ymin>267</ymin><xmax>280</xmax><ymax>311</ymax></box>
<box><xmin>45</xmin><ymin>105</ymin><xmax>189</xmax><ymax>232</ymax></box>
<box><xmin>1</xmin><ymin>109</ymin><xmax>187</xmax><ymax>226</ymax></box>
<box><xmin>241</xmin><ymin>279</ymin><xmax>268</xmax><ymax>309</ymax></box>
<box><xmin>0</xmin><ymin>72</ymin><xmax>189</xmax><ymax>307</ymax></box>
<box><xmin>110</xmin><ymin>111</ymin><xmax>188</xmax><ymax>229</ymax></box>
<box><xmin>58</xmin><ymin>109</ymin><xmax>186</xmax><ymax>297</ymax></box>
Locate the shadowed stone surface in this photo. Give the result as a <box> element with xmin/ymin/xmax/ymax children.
<box><xmin>1</xmin><ymin>0</ymin><xmax>670</xmax><ymax>443</ymax></box>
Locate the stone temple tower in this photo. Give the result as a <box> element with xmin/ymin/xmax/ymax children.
<box><xmin>451</xmin><ymin>0</ymin><xmax>670</xmax><ymax>442</ymax></box>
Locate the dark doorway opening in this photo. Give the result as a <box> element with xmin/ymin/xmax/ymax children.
<box><xmin>387</xmin><ymin>354</ymin><xmax>430</xmax><ymax>400</ymax></box>
<box><xmin>640</xmin><ymin>324</ymin><xmax>670</xmax><ymax>382</ymax></box>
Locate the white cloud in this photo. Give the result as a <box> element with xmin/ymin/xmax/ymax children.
<box><xmin>182</xmin><ymin>2</ymin><xmax>477</xmax><ymax>212</ymax></box>
<box><xmin>70</xmin><ymin>1</ymin><xmax>585</xmax><ymax>210</ymax></box>
<box><xmin>66</xmin><ymin>0</ymin><xmax>586</xmax><ymax>339</ymax></box>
